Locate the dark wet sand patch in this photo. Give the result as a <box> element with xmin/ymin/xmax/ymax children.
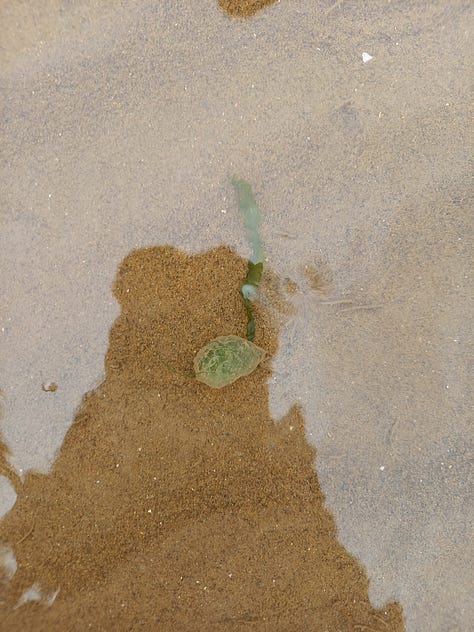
<box><xmin>0</xmin><ymin>246</ymin><xmax>403</xmax><ymax>631</ymax></box>
<box><xmin>218</xmin><ymin>0</ymin><xmax>278</xmax><ymax>18</ymax></box>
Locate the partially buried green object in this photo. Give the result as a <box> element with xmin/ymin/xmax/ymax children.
<box><xmin>191</xmin><ymin>178</ymin><xmax>265</xmax><ymax>388</ymax></box>
<box><xmin>194</xmin><ymin>335</ymin><xmax>266</xmax><ymax>388</ymax></box>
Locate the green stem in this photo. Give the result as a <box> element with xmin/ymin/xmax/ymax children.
<box><xmin>241</xmin><ymin>261</ymin><xmax>263</xmax><ymax>341</ymax></box>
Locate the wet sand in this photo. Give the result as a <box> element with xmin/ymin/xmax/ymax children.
<box><xmin>218</xmin><ymin>1</ymin><xmax>278</xmax><ymax>18</ymax></box>
<box><xmin>1</xmin><ymin>0</ymin><xmax>472</xmax><ymax>630</ymax></box>
<box><xmin>0</xmin><ymin>247</ymin><xmax>403</xmax><ymax>630</ymax></box>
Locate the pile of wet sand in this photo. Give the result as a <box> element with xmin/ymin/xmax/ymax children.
<box><xmin>0</xmin><ymin>247</ymin><xmax>403</xmax><ymax>630</ymax></box>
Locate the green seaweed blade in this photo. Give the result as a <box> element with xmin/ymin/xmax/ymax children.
<box><xmin>231</xmin><ymin>177</ymin><xmax>265</xmax><ymax>341</ymax></box>
<box><xmin>231</xmin><ymin>177</ymin><xmax>264</xmax><ymax>265</ymax></box>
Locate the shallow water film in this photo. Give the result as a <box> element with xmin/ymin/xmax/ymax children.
<box><xmin>1</xmin><ymin>1</ymin><xmax>472</xmax><ymax>630</ymax></box>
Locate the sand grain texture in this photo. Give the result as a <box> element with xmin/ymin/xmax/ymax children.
<box><xmin>218</xmin><ymin>0</ymin><xmax>278</xmax><ymax>18</ymax></box>
<box><xmin>0</xmin><ymin>247</ymin><xmax>403</xmax><ymax>631</ymax></box>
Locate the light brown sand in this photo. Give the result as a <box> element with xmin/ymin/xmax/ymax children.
<box><xmin>0</xmin><ymin>247</ymin><xmax>403</xmax><ymax>630</ymax></box>
<box><xmin>218</xmin><ymin>0</ymin><xmax>278</xmax><ymax>18</ymax></box>
<box><xmin>1</xmin><ymin>1</ymin><xmax>471</xmax><ymax>630</ymax></box>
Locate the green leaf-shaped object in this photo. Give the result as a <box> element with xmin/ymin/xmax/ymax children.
<box><xmin>194</xmin><ymin>335</ymin><xmax>266</xmax><ymax>388</ymax></box>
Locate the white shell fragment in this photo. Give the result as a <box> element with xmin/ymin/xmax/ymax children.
<box><xmin>362</xmin><ymin>52</ymin><xmax>373</xmax><ymax>63</ymax></box>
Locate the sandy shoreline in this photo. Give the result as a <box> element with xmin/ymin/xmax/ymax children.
<box><xmin>1</xmin><ymin>1</ymin><xmax>471</xmax><ymax>629</ymax></box>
